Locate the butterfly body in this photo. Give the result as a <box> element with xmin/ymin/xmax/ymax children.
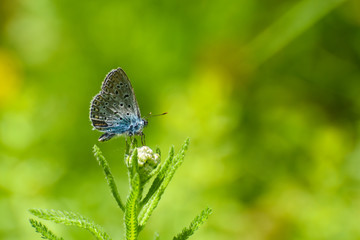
<box><xmin>90</xmin><ymin>68</ymin><xmax>147</xmax><ymax>142</ymax></box>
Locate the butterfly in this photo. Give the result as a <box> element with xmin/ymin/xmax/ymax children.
<box><xmin>89</xmin><ymin>68</ymin><xmax>148</xmax><ymax>142</ymax></box>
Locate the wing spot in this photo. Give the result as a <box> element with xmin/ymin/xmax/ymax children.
<box><xmin>128</xmin><ymin>104</ymin><xmax>131</xmax><ymax>108</ymax></box>
<box><xmin>126</xmin><ymin>112</ymin><xmax>130</xmax><ymax>116</ymax></box>
<box><xmin>115</xmin><ymin>90</ymin><xmax>119</xmax><ymax>95</ymax></box>
<box><xmin>120</xmin><ymin>103</ymin><xmax>124</xmax><ymax>107</ymax></box>
<box><xmin>124</xmin><ymin>94</ymin><xmax>129</xmax><ymax>98</ymax></box>
<box><xmin>120</xmin><ymin>82</ymin><xmax>123</xmax><ymax>86</ymax></box>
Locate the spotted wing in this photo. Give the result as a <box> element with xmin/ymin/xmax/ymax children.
<box><xmin>89</xmin><ymin>68</ymin><xmax>141</xmax><ymax>132</ymax></box>
<box><xmin>101</xmin><ymin>68</ymin><xmax>141</xmax><ymax>117</ymax></box>
<box><xmin>90</xmin><ymin>93</ymin><xmax>119</xmax><ymax>131</ymax></box>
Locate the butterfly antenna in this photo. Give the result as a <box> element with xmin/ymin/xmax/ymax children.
<box><xmin>145</xmin><ymin>112</ymin><xmax>168</xmax><ymax>119</ymax></box>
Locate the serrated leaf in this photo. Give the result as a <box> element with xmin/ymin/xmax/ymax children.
<box><xmin>93</xmin><ymin>144</ymin><xmax>125</xmax><ymax>212</ymax></box>
<box><xmin>138</xmin><ymin>139</ymin><xmax>190</xmax><ymax>228</ymax></box>
<box><xmin>173</xmin><ymin>207</ymin><xmax>212</xmax><ymax>240</ymax></box>
<box><xmin>29</xmin><ymin>219</ymin><xmax>64</xmax><ymax>240</ymax></box>
<box><xmin>29</xmin><ymin>209</ymin><xmax>111</xmax><ymax>240</ymax></box>
<box><xmin>140</xmin><ymin>145</ymin><xmax>175</xmax><ymax>208</ymax></box>
<box><xmin>125</xmin><ymin>172</ymin><xmax>141</xmax><ymax>240</ymax></box>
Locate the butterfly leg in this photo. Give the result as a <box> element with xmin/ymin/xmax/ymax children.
<box><xmin>140</xmin><ymin>132</ymin><xmax>146</xmax><ymax>146</ymax></box>
<box><xmin>129</xmin><ymin>135</ymin><xmax>133</xmax><ymax>145</ymax></box>
<box><xmin>128</xmin><ymin>134</ymin><xmax>137</xmax><ymax>148</ymax></box>
<box><xmin>125</xmin><ymin>137</ymin><xmax>130</xmax><ymax>155</ymax></box>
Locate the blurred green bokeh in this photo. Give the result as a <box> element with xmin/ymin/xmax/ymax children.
<box><xmin>1</xmin><ymin>0</ymin><xmax>360</xmax><ymax>239</ymax></box>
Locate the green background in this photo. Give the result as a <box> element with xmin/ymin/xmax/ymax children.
<box><xmin>1</xmin><ymin>0</ymin><xmax>360</xmax><ymax>239</ymax></box>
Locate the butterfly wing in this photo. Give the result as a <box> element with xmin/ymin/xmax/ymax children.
<box><xmin>101</xmin><ymin>68</ymin><xmax>141</xmax><ymax>117</ymax></box>
<box><xmin>90</xmin><ymin>93</ymin><xmax>118</xmax><ymax>131</ymax></box>
<box><xmin>89</xmin><ymin>68</ymin><xmax>141</xmax><ymax>133</ymax></box>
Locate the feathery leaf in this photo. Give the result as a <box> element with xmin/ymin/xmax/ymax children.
<box><xmin>140</xmin><ymin>145</ymin><xmax>175</xmax><ymax>207</ymax></box>
<box><xmin>93</xmin><ymin>145</ymin><xmax>125</xmax><ymax>212</ymax></box>
<box><xmin>139</xmin><ymin>139</ymin><xmax>190</xmax><ymax>228</ymax></box>
<box><xmin>29</xmin><ymin>219</ymin><xmax>64</xmax><ymax>240</ymax></box>
<box><xmin>173</xmin><ymin>207</ymin><xmax>212</xmax><ymax>240</ymax></box>
<box><xmin>29</xmin><ymin>209</ymin><xmax>111</xmax><ymax>240</ymax></box>
<box><xmin>125</xmin><ymin>172</ymin><xmax>141</xmax><ymax>240</ymax></box>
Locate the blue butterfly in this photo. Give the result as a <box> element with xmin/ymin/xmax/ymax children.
<box><xmin>90</xmin><ymin>68</ymin><xmax>147</xmax><ymax>142</ymax></box>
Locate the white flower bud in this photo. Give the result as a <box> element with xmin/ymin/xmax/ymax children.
<box><xmin>137</xmin><ymin>146</ymin><xmax>160</xmax><ymax>182</ymax></box>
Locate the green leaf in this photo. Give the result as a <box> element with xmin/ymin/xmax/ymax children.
<box><xmin>155</xmin><ymin>147</ymin><xmax>161</xmax><ymax>157</ymax></box>
<box><xmin>138</xmin><ymin>139</ymin><xmax>190</xmax><ymax>228</ymax></box>
<box><xmin>131</xmin><ymin>148</ymin><xmax>139</xmax><ymax>176</ymax></box>
<box><xmin>249</xmin><ymin>0</ymin><xmax>347</xmax><ymax>66</ymax></box>
<box><xmin>173</xmin><ymin>207</ymin><xmax>212</xmax><ymax>240</ymax></box>
<box><xmin>127</xmin><ymin>148</ymin><xmax>139</xmax><ymax>186</ymax></box>
<box><xmin>93</xmin><ymin>145</ymin><xmax>125</xmax><ymax>212</ymax></box>
<box><xmin>29</xmin><ymin>209</ymin><xmax>111</xmax><ymax>240</ymax></box>
<box><xmin>140</xmin><ymin>145</ymin><xmax>175</xmax><ymax>207</ymax></box>
<box><xmin>125</xmin><ymin>172</ymin><xmax>141</xmax><ymax>240</ymax></box>
<box><xmin>29</xmin><ymin>219</ymin><xmax>64</xmax><ymax>240</ymax></box>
